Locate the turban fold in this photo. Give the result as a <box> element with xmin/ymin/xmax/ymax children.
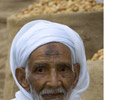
<box><xmin>10</xmin><ymin>20</ymin><xmax>89</xmax><ymax>100</ymax></box>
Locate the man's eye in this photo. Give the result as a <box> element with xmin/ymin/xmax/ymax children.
<box><xmin>59</xmin><ymin>67</ymin><xmax>69</xmax><ymax>72</ymax></box>
<box><xmin>38</xmin><ymin>68</ymin><xmax>43</xmax><ymax>72</ymax></box>
<box><xmin>61</xmin><ymin>68</ymin><xmax>66</xmax><ymax>72</ymax></box>
<box><xmin>35</xmin><ymin>67</ymin><xmax>46</xmax><ymax>74</ymax></box>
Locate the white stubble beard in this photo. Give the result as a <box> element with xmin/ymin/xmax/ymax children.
<box><xmin>29</xmin><ymin>83</ymin><xmax>73</xmax><ymax>100</ymax></box>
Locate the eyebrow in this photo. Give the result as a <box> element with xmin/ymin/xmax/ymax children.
<box><xmin>56</xmin><ymin>63</ymin><xmax>72</xmax><ymax>68</ymax></box>
<box><xmin>32</xmin><ymin>62</ymin><xmax>72</xmax><ymax>70</ymax></box>
<box><xmin>33</xmin><ymin>62</ymin><xmax>49</xmax><ymax>67</ymax></box>
<box><xmin>32</xmin><ymin>62</ymin><xmax>49</xmax><ymax>70</ymax></box>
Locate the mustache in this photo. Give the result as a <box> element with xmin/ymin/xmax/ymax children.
<box><xmin>40</xmin><ymin>87</ymin><xmax>66</xmax><ymax>95</ymax></box>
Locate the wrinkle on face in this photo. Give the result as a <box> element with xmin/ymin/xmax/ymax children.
<box><xmin>26</xmin><ymin>42</ymin><xmax>74</xmax><ymax>100</ymax></box>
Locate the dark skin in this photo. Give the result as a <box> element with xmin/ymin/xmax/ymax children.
<box><xmin>16</xmin><ymin>42</ymin><xmax>80</xmax><ymax>100</ymax></box>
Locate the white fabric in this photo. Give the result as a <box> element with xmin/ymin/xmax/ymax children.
<box><xmin>10</xmin><ymin>20</ymin><xmax>89</xmax><ymax>100</ymax></box>
<box><xmin>11</xmin><ymin>91</ymin><xmax>30</xmax><ymax>100</ymax></box>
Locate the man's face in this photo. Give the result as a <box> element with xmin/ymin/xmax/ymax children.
<box><xmin>27</xmin><ymin>42</ymin><xmax>75</xmax><ymax>100</ymax></box>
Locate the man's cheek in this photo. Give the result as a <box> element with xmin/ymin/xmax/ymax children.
<box><xmin>60</xmin><ymin>73</ymin><xmax>74</xmax><ymax>83</ymax></box>
<box><xmin>61</xmin><ymin>79</ymin><xmax>74</xmax><ymax>90</ymax></box>
<box><xmin>28</xmin><ymin>76</ymin><xmax>45</xmax><ymax>93</ymax></box>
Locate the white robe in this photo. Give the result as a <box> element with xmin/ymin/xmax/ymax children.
<box><xmin>12</xmin><ymin>91</ymin><xmax>30</xmax><ymax>100</ymax></box>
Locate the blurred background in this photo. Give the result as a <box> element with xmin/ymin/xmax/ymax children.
<box><xmin>0</xmin><ymin>0</ymin><xmax>103</xmax><ymax>100</ymax></box>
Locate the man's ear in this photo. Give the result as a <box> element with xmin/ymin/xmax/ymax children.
<box><xmin>15</xmin><ymin>67</ymin><xmax>30</xmax><ymax>91</ymax></box>
<box><xmin>72</xmin><ymin>64</ymin><xmax>80</xmax><ymax>89</ymax></box>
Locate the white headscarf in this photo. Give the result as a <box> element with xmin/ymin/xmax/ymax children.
<box><xmin>10</xmin><ymin>20</ymin><xmax>89</xmax><ymax>100</ymax></box>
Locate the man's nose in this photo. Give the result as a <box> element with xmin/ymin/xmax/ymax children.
<box><xmin>47</xmin><ymin>69</ymin><xmax>61</xmax><ymax>88</ymax></box>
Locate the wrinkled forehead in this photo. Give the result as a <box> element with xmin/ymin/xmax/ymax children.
<box><xmin>28</xmin><ymin>42</ymin><xmax>72</xmax><ymax>62</ymax></box>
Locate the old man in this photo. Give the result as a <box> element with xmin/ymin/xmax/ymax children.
<box><xmin>10</xmin><ymin>20</ymin><xmax>89</xmax><ymax>100</ymax></box>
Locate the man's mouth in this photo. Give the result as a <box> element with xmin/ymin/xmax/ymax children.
<box><xmin>43</xmin><ymin>93</ymin><xmax>64</xmax><ymax>98</ymax></box>
<box><xmin>40</xmin><ymin>87</ymin><xmax>66</xmax><ymax>99</ymax></box>
<box><xmin>42</xmin><ymin>93</ymin><xmax>64</xmax><ymax>99</ymax></box>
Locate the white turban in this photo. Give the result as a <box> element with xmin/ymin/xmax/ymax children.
<box><xmin>10</xmin><ymin>20</ymin><xmax>89</xmax><ymax>100</ymax></box>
